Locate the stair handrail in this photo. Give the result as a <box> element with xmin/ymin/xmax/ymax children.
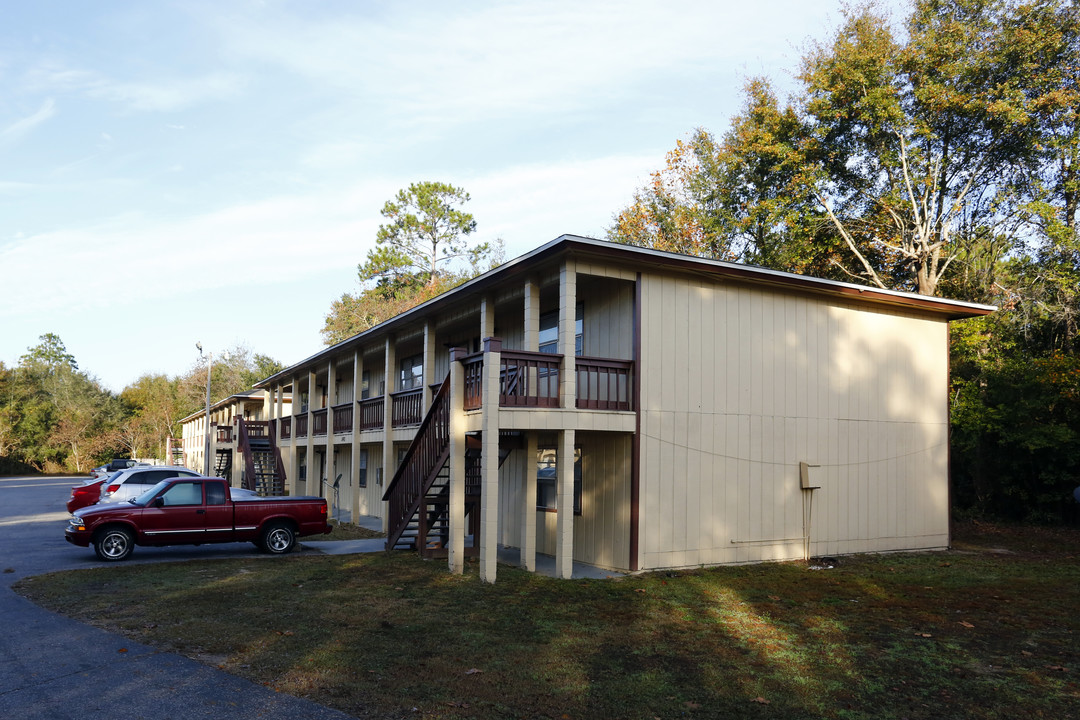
<box><xmin>266</xmin><ymin>418</ymin><xmax>288</xmax><ymax>495</ymax></box>
<box><xmin>382</xmin><ymin>373</ymin><xmax>451</xmax><ymax>550</ymax></box>
<box><xmin>235</xmin><ymin>418</ymin><xmax>258</xmax><ymax>491</ymax></box>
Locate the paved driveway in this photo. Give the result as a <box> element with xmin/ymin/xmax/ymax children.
<box><xmin>0</xmin><ymin>475</ymin><xmax>359</xmax><ymax>720</ymax></box>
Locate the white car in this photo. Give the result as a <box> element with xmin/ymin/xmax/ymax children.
<box><xmin>99</xmin><ymin>466</ymin><xmax>202</xmax><ymax>504</ymax></box>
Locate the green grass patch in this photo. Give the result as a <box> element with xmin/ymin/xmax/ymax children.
<box><xmin>16</xmin><ymin>522</ymin><xmax>1080</xmax><ymax>719</ymax></box>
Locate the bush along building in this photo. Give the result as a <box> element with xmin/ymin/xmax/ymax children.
<box><xmin>185</xmin><ymin>235</ymin><xmax>994</xmax><ymax>582</ymax></box>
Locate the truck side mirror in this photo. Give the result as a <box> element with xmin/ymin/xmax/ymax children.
<box><xmin>153</xmin><ymin>497</ymin><xmax>165</xmax><ymax>508</ymax></box>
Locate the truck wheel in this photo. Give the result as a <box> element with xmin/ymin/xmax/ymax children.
<box><xmin>94</xmin><ymin>527</ymin><xmax>134</xmax><ymax>561</ymax></box>
<box><xmin>261</xmin><ymin>522</ymin><xmax>296</xmax><ymax>554</ymax></box>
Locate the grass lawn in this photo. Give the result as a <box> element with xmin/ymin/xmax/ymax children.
<box><xmin>15</xmin><ymin>522</ymin><xmax>1080</xmax><ymax>719</ymax></box>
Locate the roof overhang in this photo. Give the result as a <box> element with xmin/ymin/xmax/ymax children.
<box><xmin>256</xmin><ymin>235</ymin><xmax>996</xmax><ymax>388</ymax></box>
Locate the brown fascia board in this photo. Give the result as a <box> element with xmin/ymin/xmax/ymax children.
<box><xmin>563</xmin><ymin>237</ymin><xmax>997</xmax><ymax>320</ymax></box>
<box><xmin>178</xmin><ymin>390</ymin><xmax>266</xmax><ymax>423</ymax></box>
<box><xmin>256</xmin><ymin>234</ymin><xmax>996</xmax><ymax>387</ymax></box>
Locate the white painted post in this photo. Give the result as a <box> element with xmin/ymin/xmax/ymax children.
<box><xmin>521</xmin><ymin>432</ymin><xmax>538</xmax><ymax>571</ymax></box>
<box><xmin>448</xmin><ymin>347</ymin><xmax>467</xmax><ymax>574</ymax></box>
<box><xmin>381</xmin><ymin>336</ymin><xmax>396</xmax><ymax>532</ymax></box>
<box><xmin>480</xmin><ymin>337</ymin><xmax>502</xmax><ymax>583</ymax></box>
<box><xmin>556</xmin><ymin>428</ymin><xmax>576</xmax><ymax>579</ymax></box>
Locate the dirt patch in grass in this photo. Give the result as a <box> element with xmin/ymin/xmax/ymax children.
<box><xmin>323</xmin><ymin>521</ymin><xmax>384</xmax><ymax>541</ymax></box>
<box><xmin>15</xmin><ymin>521</ymin><xmax>1080</xmax><ymax>719</ymax></box>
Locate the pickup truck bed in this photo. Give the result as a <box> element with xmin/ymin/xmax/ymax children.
<box><xmin>66</xmin><ymin>476</ymin><xmax>330</xmax><ymax>561</ymax></box>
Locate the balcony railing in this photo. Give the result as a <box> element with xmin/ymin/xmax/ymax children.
<box><xmin>462</xmin><ymin>354</ymin><xmax>485</xmax><ymax>411</ymax></box>
<box><xmin>279</xmin><ymin>416</ymin><xmax>291</xmax><ymax>439</ymax></box>
<box><xmin>500</xmin><ymin>350</ymin><xmax>560</xmax><ymax>407</ymax></box>
<box><xmin>312</xmin><ymin>408</ymin><xmax>328</xmax><ymax>436</ymax></box>
<box><xmin>358</xmin><ymin>397</ymin><xmax>385</xmax><ymax>431</ymax></box>
<box><xmin>576</xmin><ymin>358</ymin><xmax>633</xmax><ymax>411</ymax></box>
<box><xmin>391</xmin><ymin>388</ymin><xmax>423</xmax><ymax>427</ymax></box>
<box><xmin>215</xmin><ymin>425</ymin><xmax>232</xmax><ymax>443</ymax></box>
<box><xmin>460</xmin><ymin>350</ymin><xmax>633</xmax><ymax>411</ymax></box>
<box><xmin>332</xmin><ymin>403</ymin><xmax>353</xmax><ymax>434</ymax></box>
<box><xmin>295</xmin><ymin>413</ymin><xmax>308</xmax><ymax>438</ymax></box>
<box><xmin>245</xmin><ymin>420</ymin><xmax>268</xmax><ymax>439</ymax></box>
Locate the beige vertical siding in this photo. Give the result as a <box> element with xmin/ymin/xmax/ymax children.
<box><xmin>579</xmin><ymin>277</ymin><xmax>635</xmax><ymax>360</ymax></box>
<box><xmin>638</xmin><ymin>272</ymin><xmax>950</xmax><ymax>570</ymax></box>
<box><xmin>332</xmin><ymin>445</ymin><xmax>352</xmax><ymax>517</ymax></box>
<box><xmin>354</xmin><ymin>443</ymin><xmax>384</xmax><ymax>517</ymax></box>
<box><xmin>499</xmin><ymin>431</ymin><xmax>631</xmax><ymax>571</ymax></box>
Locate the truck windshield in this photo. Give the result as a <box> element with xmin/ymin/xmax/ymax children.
<box><xmin>131</xmin><ymin>480</ymin><xmax>172</xmax><ymax>506</ymax></box>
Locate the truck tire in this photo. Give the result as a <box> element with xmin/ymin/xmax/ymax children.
<box><xmin>94</xmin><ymin>526</ymin><xmax>134</xmax><ymax>561</ymax></box>
<box><xmin>260</xmin><ymin>522</ymin><xmax>296</xmax><ymax>554</ymax></box>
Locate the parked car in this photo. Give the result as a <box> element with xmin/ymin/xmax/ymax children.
<box><xmin>99</xmin><ymin>466</ymin><xmax>202</xmax><ymax>504</ymax></box>
<box><xmin>90</xmin><ymin>459</ymin><xmax>147</xmax><ymax>479</ymax></box>
<box><xmin>65</xmin><ymin>476</ymin><xmax>330</xmax><ymax>561</ymax></box>
<box><xmin>67</xmin><ymin>476</ymin><xmax>109</xmax><ymax>513</ymax></box>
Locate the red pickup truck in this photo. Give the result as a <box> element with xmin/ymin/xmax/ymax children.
<box><xmin>65</xmin><ymin>476</ymin><xmax>330</xmax><ymax>561</ymax></box>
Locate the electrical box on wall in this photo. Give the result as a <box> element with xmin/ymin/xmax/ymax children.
<box><xmin>799</xmin><ymin>461</ymin><xmax>821</xmax><ymax>490</ymax></box>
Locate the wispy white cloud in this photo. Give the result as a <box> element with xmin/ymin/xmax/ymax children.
<box><xmin>24</xmin><ymin>62</ymin><xmax>244</xmax><ymax>112</ymax></box>
<box><xmin>210</xmin><ymin>0</ymin><xmax>827</xmax><ymax>128</ymax></box>
<box><xmin>1</xmin><ymin>98</ymin><xmax>55</xmax><ymax>145</ymax></box>
<box><xmin>0</xmin><ymin>150</ymin><xmax>655</xmax><ymax>321</ymax></box>
<box><xmin>86</xmin><ymin>71</ymin><xmax>244</xmax><ymax>112</ymax></box>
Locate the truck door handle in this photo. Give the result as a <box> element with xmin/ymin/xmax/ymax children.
<box><xmin>196</xmin><ymin>509</ymin><xmax>205</xmax><ymax>514</ymax></box>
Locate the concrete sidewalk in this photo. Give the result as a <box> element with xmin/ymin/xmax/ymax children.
<box><xmin>305</xmin><ymin>514</ymin><xmax>623</xmax><ymax>580</ymax></box>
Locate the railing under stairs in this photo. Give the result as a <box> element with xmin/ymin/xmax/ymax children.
<box><xmin>214</xmin><ymin>449</ymin><xmax>232</xmax><ymax>479</ymax></box>
<box><xmin>236</xmin><ymin>418</ymin><xmax>287</xmax><ymax>496</ymax></box>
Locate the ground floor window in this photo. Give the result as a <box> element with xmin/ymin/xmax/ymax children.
<box><xmin>536</xmin><ymin>446</ymin><xmax>581</xmax><ymax>514</ymax></box>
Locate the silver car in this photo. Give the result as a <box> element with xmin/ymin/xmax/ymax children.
<box><xmin>99</xmin><ymin>466</ymin><xmax>202</xmax><ymax>504</ymax></box>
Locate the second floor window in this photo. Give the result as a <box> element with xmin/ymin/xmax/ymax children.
<box><xmin>399</xmin><ymin>353</ymin><xmax>424</xmax><ymax>391</ymax></box>
<box><xmin>539</xmin><ymin>303</ymin><xmax>583</xmax><ymax>355</ymax></box>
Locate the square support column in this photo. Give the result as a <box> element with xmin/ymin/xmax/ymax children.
<box><xmin>351</xmin><ymin>349</ymin><xmax>363</xmax><ymax>522</ymax></box>
<box><xmin>521</xmin><ymin>432</ymin><xmax>538</xmax><ymax>571</ymax></box>
<box><xmin>423</xmin><ymin>321</ymin><xmax>435</xmax><ymax>414</ymax></box>
<box><xmin>289</xmin><ymin>374</ymin><xmax>301</xmax><ymax>496</ymax></box>
<box><xmin>559</xmin><ymin>261</ymin><xmax>577</xmax><ymax>409</ymax></box>
<box><xmin>480</xmin><ymin>295</ymin><xmax>495</xmax><ymax>339</ymax></box>
<box><xmin>326</xmin><ymin>360</ymin><xmax>337</xmax><ymax>508</ymax></box>
<box><xmin>448</xmin><ymin>347</ymin><xmax>467</xmax><ymax>574</ymax></box>
<box><xmin>480</xmin><ymin>337</ymin><xmax>502</xmax><ymax>583</ymax></box>
<box><xmin>524</xmin><ymin>278</ymin><xmax>540</xmax><ymax>351</ymax></box>
<box><xmin>381</xmin><ymin>336</ymin><xmax>396</xmax><ymax>532</ymax></box>
<box><xmin>556</xmin><ymin>428</ymin><xmax>576</xmax><ymax>579</ymax></box>
<box><xmin>306</xmin><ymin>369</ymin><xmax>317</xmax><ymax>496</ymax></box>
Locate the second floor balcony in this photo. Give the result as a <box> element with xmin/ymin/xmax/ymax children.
<box><xmin>277</xmin><ymin>348</ymin><xmax>633</xmax><ymax>443</ymax></box>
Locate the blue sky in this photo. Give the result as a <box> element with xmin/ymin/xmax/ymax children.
<box><xmin>0</xmin><ymin>1</ymin><xmax>889</xmax><ymax>392</ymax></box>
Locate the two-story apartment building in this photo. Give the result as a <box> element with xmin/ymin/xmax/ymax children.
<box><xmin>241</xmin><ymin>235</ymin><xmax>993</xmax><ymax>583</ymax></box>
<box><xmin>180</xmin><ymin>389</ymin><xmax>292</xmax><ymax>492</ymax></box>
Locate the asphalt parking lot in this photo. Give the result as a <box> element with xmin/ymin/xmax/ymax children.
<box><xmin>0</xmin><ymin>475</ymin><xmax>359</xmax><ymax>720</ymax></box>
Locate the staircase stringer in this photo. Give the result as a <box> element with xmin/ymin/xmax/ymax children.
<box><xmin>235</xmin><ymin>418</ymin><xmax>259</xmax><ymax>491</ymax></box>
<box><xmin>382</xmin><ymin>375</ymin><xmax>452</xmax><ymax>551</ymax></box>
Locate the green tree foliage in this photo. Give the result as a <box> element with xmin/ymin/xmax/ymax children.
<box><xmin>1</xmin><ymin>335</ymin><xmax>125</xmax><ymax>472</ymax></box>
<box><xmin>0</xmin><ymin>336</ymin><xmax>286</xmax><ymax>474</ymax></box>
<box><xmin>951</xmin><ymin>319</ymin><xmax>1080</xmax><ymax>521</ymax></box>
<box><xmin>364</xmin><ymin>181</ymin><xmax>484</xmax><ymax>286</ymax></box>
<box><xmin>610</xmin><ymin>0</ymin><xmax>1080</xmax><ymax>522</ymax></box>
<box><xmin>322</xmin><ymin>182</ymin><xmax>503</xmax><ymax>345</ymax></box>
<box><xmin>176</xmin><ymin>344</ymin><xmax>286</xmax><ymax>418</ymax></box>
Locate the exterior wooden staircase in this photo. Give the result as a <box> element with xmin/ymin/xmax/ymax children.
<box><xmin>382</xmin><ymin>375</ymin><xmax>517</xmax><ymax>557</ymax></box>
<box><xmin>214</xmin><ymin>449</ymin><xmax>232</xmax><ymax>479</ymax></box>
<box><xmin>236</xmin><ymin>418</ymin><xmax>288</xmax><ymax>496</ymax></box>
